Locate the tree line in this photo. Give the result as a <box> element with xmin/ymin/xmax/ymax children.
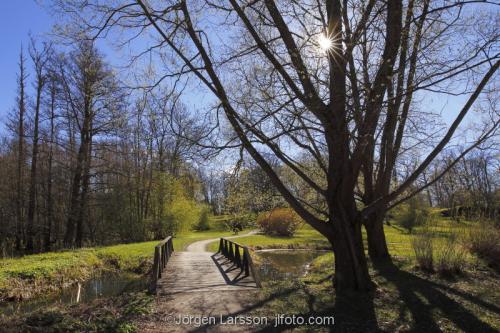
<box><xmin>0</xmin><ymin>39</ymin><xmax>246</xmax><ymax>255</ymax></box>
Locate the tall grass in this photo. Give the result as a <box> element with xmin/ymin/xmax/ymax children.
<box><xmin>467</xmin><ymin>222</ymin><xmax>500</xmax><ymax>268</ymax></box>
<box><xmin>435</xmin><ymin>233</ymin><xmax>467</xmax><ymax>276</ymax></box>
<box><xmin>412</xmin><ymin>232</ymin><xmax>434</xmax><ymax>271</ymax></box>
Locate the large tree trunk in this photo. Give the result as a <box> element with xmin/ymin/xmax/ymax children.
<box><xmin>327</xmin><ymin>216</ymin><xmax>372</xmax><ymax>291</ymax></box>
<box><xmin>325</xmin><ymin>194</ymin><xmax>372</xmax><ymax>291</ymax></box>
<box><xmin>365</xmin><ymin>211</ymin><xmax>390</xmax><ymax>261</ymax></box>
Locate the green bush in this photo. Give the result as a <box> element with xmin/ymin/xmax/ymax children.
<box><xmin>396</xmin><ymin>198</ymin><xmax>431</xmax><ymax>233</ymax></box>
<box><xmin>223</xmin><ymin>214</ymin><xmax>255</xmax><ymax>234</ymax></box>
<box><xmin>224</xmin><ymin>216</ymin><xmax>245</xmax><ymax>235</ymax></box>
<box><xmin>194</xmin><ymin>208</ymin><xmax>210</xmax><ymax>231</ymax></box>
<box><xmin>256</xmin><ymin>208</ymin><xmax>302</xmax><ymax>237</ymax></box>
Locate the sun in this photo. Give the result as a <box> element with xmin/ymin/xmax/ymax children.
<box><xmin>317</xmin><ymin>33</ymin><xmax>333</xmax><ymax>53</ymax></box>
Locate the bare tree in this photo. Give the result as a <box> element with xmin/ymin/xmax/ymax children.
<box><xmin>15</xmin><ymin>48</ymin><xmax>28</xmax><ymax>251</ymax></box>
<box><xmin>57</xmin><ymin>41</ymin><xmax>124</xmax><ymax>247</ymax></box>
<box><xmin>43</xmin><ymin>74</ymin><xmax>58</xmax><ymax>251</ymax></box>
<box><xmin>25</xmin><ymin>39</ymin><xmax>52</xmax><ymax>253</ymax></box>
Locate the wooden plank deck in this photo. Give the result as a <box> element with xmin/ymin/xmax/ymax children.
<box><xmin>156</xmin><ymin>251</ymin><xmax>258</xmax><ymax>295</ymax></box>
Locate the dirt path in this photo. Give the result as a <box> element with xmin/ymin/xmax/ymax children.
<box><xmin>185</xmin><ymin>230</ymin><xmax>258</xmax><ymax>252</ymax></box>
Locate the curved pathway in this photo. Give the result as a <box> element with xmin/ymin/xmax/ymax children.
<box><xmin>186</xmin><ymin>230</ymin><xmax>258</xmax><ymax>252</ymax></box>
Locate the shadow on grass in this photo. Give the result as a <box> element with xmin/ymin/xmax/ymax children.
<box><xmin>187</xmin><ymin>258</ymin><xmax>498</xmax><ymax>332</ymax></box>
<box><xmin>186</xmin><ymin>275</ymin><xmax>379</xmax><ymax>332</ymax></box>
<box><xmin>373</xmin><ymin>260</ymin><xmax>499</xmax><ymax>333</ymax></box>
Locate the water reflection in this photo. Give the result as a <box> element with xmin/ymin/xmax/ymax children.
<box><xmin>256</xmin><ymin>250</ymin><xmax>326</xmax><ymax>281</ymax></box>
<box><xmin>0</xmin><ymin>272</ymin><xmax>147</xmax><ymax>316</ymax></box>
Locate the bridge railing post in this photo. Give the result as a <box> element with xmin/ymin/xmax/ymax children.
<box><xmin>228</xmin><ymin>241</ymin><xmax>234</xmax><ymax>260</ymax></box>
<box><xmin>150</xmin><ymin>236</ymin><xmax>174</xmax><ymax>294</ymax></box>
<box><xmin>244</xmin><ymin>247</ymin><xmax>261</xmax><ymax>287</ymax></box>
<box><xmin>235</xmin><ymin>244</ymin><xmax>241</xmax><ymax>268</ymax></box>
<box><xmin>218</xmin><ymin>238</ymin><xmax>223</xmax><ymax>253</ymax></box>
<box><xmin>219</xmin><ymin>238</ymin><xmax>261</xmax><ymax>288</ymax></box>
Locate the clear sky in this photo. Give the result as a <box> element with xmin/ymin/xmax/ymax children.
<box><xmin>0</xmin><ymin>1</ymin><xmax>486</xmax><ymax>144</ymax></box>
<box><xmin>0</xmin><ymin>1</ymin><xmax>56</xmax><ymax>132</ymax></box>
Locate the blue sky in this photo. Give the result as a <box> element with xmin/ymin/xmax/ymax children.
<box><xmin>0</xmin><ymin>1</ymin><xmax>487</xmax><ymax>144</ymax></box>
<box><xmin>0</xmin><ymin>1</ymin><xmax>55</xmax><ymax>132</ymax></box>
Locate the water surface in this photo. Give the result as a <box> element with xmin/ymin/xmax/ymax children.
<box><xmin>255</xmin><ymin>250</ymin><xmax>326</xmax><ymax>281</ymax></box>
<box><xmin>0</xmin><ymin>272</ymin><xmax>147</xmax><ymax>316</ymax></box>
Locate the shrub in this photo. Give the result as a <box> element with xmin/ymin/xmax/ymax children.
<box><xmin>164</xmin><ymin>196</ymin><xmax>202</xmax><ymax>235</ymax></box>
<box><xmin>256</xmin><ymin>208</ymin><xmax>302</xmax><ymax>237</ymax></box>
<box><xmin>194</xmin><ymin>208</ymin><xmax>210</xmax><ymax>231</ymax></box>
<box><xmin>435</xmin><ymin>235</ymin><xmax>467</xmax><ymax>277</ymax></box>
<box><xmin>468</xmin><ymin>222</ymin><xmax>500</xmax><ymax>268</ymax></box>
<box><xmin>225</xmin><ymin>218</ymin><xmax>244</xmax><ymax>234</ymax></box>
<box><xmin>412</xmin><ymin>232</ymin><xmax>434</xmax><ymax>272</ymax></box>
<box><xmin>397</xmin><ymin>199</ymin><xmax>431</xmax><ymax>233</ymax></box>
<box><xmin>223</xmin><ymin>214</ymin><xmax>255</xmax><ymax>234</ymax></box>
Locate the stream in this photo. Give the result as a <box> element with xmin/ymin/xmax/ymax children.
<box><xmin>0</xmin><ymin>272</ymin><xmax>148</xmax><ymax>316</ymax></box>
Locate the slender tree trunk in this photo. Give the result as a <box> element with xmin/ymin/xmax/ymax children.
<box><xmin>64</xmin><ymin>144</ymin><xmax>84</xmax><ymax>247</ymax></box>
<box><xmin>26</xmin><ymin>78</ymin><xmax>43</xmax><ymax>253</ymax></box>
<box><xmin>65</xmin><ymin>79</ymin><xmax>93</xmax><ymax>247</ymax></box>
<box><xmin>44</xmin><ymin>83</ymin><xmax>56</xmax><ymax>251</ymax></box>
<box><xmin>64</xmin><ymin>125</ymin><xmax>89</xmax><ymax>246</ymax></box>
<box><xmin>15</xmin><ymin>50</ymin><xmax>27</xmax><ymax>252</ymax></box>
<box><xmin>75</xmin><ymin>129</ymin><xmax>92</xmax><ymax>248</ymax></box>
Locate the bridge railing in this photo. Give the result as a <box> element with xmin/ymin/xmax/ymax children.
<box><xmin>218</xmin><ymin>238</ymin><xmax>262</xmax><ymax>287</ymax></box>
<box><xmin>150</xmin><ymin>236</ymin><xmax>174</xmax><ymax>293</ymax></box>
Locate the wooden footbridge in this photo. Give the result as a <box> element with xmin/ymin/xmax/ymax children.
<box><xmin>150</xmin><ymin>236</ymin><xmax>261</xmax><ymax>294</ymax></box>
<box><xmin>136</xmin><ymin>234</ymin><xmax>262</xmax><ymax>332</ymax></box>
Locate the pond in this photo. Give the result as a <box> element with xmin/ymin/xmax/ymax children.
<box><xmin>255</xmin><ymin>250</ymin><xmax>327</xmax><ymax>282</ymax></box>
<box><xmin>0</xmin><ymin>272</ymin><xmax>148</xmax><ymax>316</ymax></box>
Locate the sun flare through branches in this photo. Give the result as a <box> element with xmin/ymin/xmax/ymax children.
<box><xmin>317</xmin><ymin>32</ymin><xmax>337</xmax><ymax>56</ymax></box>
